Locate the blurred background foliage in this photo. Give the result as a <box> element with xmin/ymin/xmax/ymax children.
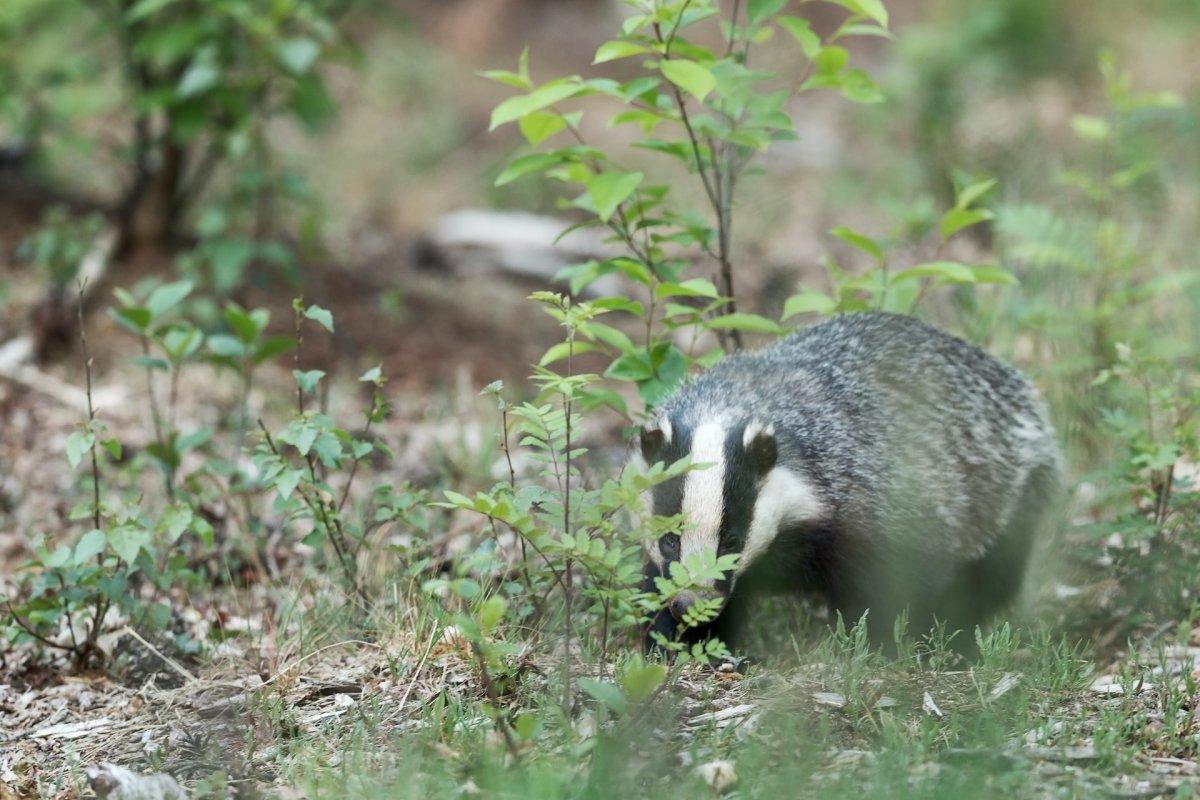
<box><xmin>0</xmin><ymin>1</ymin><xmax>1198</xmax><ymax>793</ymax></box>
<box><xmin>1</xmin><ymin>0</ymin><xmax>1198</xmax><ymax>606</ymax></box>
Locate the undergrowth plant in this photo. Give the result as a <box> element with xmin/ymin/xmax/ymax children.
<box><xmin>995</xmin><ymin>52</ymin><xmax>1189</xmax><ymax>456</ymax></box>
<box><xmin>1</xmin><ymin>287</ymin><xmax>417</xmax><ymax>661</ymax></box>
<box><xmin>443</xmin><ymin>0</ymin><xmax>1026</xmax><ymax>743</ymax></box>
<box><xmin>437</xmin><ymin>293</ymin><xmax>732</xmax><ymax>731</ymax></box>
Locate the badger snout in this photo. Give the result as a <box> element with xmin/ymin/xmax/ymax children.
<box><xmin>668</xmin><ymin>589</ymin><xmax>724</xmax><ymax>622</ymax></box>
<box><xmin>668</xmin><ymin>592</ymin><xmax>697</xmax><ymax>621</ymax></box>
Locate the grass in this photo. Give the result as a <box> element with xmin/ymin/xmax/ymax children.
<box><xmin>89</xmin><ymin>555</ymin><xmax>1193</xmax><ymax>800</ymax></box>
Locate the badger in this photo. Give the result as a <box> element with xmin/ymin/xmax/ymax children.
<box><xmin>638</xmin><ymin>311</ymin><xmax>1061</xmax><ymax>652</ymax></box>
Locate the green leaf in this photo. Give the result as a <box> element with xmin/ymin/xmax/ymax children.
<box><xmin>479</xmin><ymin>49</ymin><xmax>532</xmax><ymax>90</ymax></box>
<box><xmin>660</xmin><ymin>59</ymin><xmax>716</xmax><ymax>101</ymax></box>
<box><xmin>101</xmin><ymin>438</ymin><xmax>122</xmax><ymax>460</ymax></box>
<box><xmin>490</xmin><ymin>80</ymin><xmax>585</xmax><ymax>131</ymax></box>
<box><xmin>940</xmin><ymin>208</ymin><xmax>993</xmax><ymax>241</ymax></box>
<box><xmin>594</xmin><ymin>40</ymin><xmax>650</xmax><ymax>64</ymax></box>
<box><xmin>478</xmin><ymin>596</ymin><xmax>507</xmax><ymax>632</ymax></box>
<box><xmin>605</xmin><ymin>353</ymin><xmax>654</xmax><ymax>381</ymax></box>
<box><xmin>955</xmin><ymin>178</ymin><xmax>998</xmax><ymax>210</ymax></box>
<box><xmin>66</xmin><ymin>431</ymin><xmax>94</xmax><ymax>469</ymax></box>
<box><xmin>276</xmin><ymin>469</ymin><xmax>304</xmax><ymax>501</ymax></box>
<box><xmin>705</xmin><ymin>312</ymin><xmax>785</xmax><ymax>334</ymax></box>
<box><xmin>581</xmin><ymin>321</ymin><xmax>637</xmax><ymax>355</ymax></box>
<box><xmin>830</xmin><ymin>225</ymin><xmax>884</xmax><ymax>263</ymax></box>
<box><xmin>893</xmin><ymin>261</ymin><xmax>976</xmax><ymax>284</ymax></box>
<box><xmin>177</xmin><ymin>62</ymin><xmax>218</xmax><ymax>99</ymax></box>
<box><xmin>276</xmin><ymin>38</ymin><xmax>321</xmax><ymax>75</ymax></box>
<box><xmin>587</xmin><ymin>171</ymin><xmax>643</xmax><ymax>223</ymax></box>
<box><xmin>778</xmin><ymin>17</ymin><xmax>821</xmax><ymax>59</ymax></box>
<box><xmin>294</xmin><ymin>369</ymin><xmax>326</xmax><ymax>394</ymax></box>
<box><xmin>782</xmin><ymin>290</ymin><xmax>837</xmax><ymax>319</ymax></box>
<box><xmin>161</xmin><ymin>504</ymin><xmax>193</xmax><ymax>542</ymax></box>
<box><xmin>126</xmin><ymin>0</ymin><xmax>178</xmax><ymax>21</ymax></box>
<box><xmin>108</xmin><ymin>525</ymin><xmax>150</xmax><ymax>564</ymax></box>
<box><xmin>359</xmin><ymin>365</ymin><xmax>383</xmax><ymax>383</ymax></box>
<box><xmin>304</xmin><ymin>304</ymin><xmax>334</xmax><ymax>333</ymax></box>
<box><xmin>539</xmin><ymin>341</ymin><xmax>597</xmax><ymax>366</ymax></box>
<box><xmin>518</xmin><ymin>111</ymin><xmax>568</xmax><ymax>145</ymax></box>
<box><xmin>748</xmin><ymin>0</ymin><xmax>789</xmax><ymax>22</ymax></box>
<box><xmin>579</xmin><ymin>678</ymin><xmax>629</xmax><ymax>714</ymax></box>
<box><xmin>312</xmin><ymin>432</ymin><xmax>343</xmax><ymax>467</ymax></box>
<box><xmin>814</xmin><ymin>46</ymin><xmax>849</xmax><ymax>75</ymax></box>
<box><xmin>113</xmin><ymin>306</ymin><xmax>152</xmax><ymax>333</ymax></box>
<box><xmin>656</xmin><ymin>279</ymin><xmax>721</xmax><ymax>299</ymax></box>
<box><xmin>145</xmin><ymin>280</ymin><xmax>193</xmax><ymax>319</ymax></box>
<box><xmin>620</xmin><ymin>662</ymin><xmax>667</xmax><ymax>703</ymax></box>
<box><xmin>206</xmin><ymin>334</ymin><xmax>246</xmax><ymax>359</ymax></box>
<box><xmin>970</xmin><ymin>264</ymin><xmax>1019</xmax><ymax>285</ymax></box>
<box><xmin>133</xmin><ymin>356</ymin><xmax>169</xmax><ymax>371</ymax></box>
<box><xmin>826</xmin><ymin>0</ymin><xmax>888</xmax><ymax>26</ymax></box>
<box><xmin>479</xmin><ymin>69</ymin><xmax>532</xmax><ymax>90</ymax></box>
<box><xmin>161</xmin><ymin>326</ymin><xmax>203</xmax><ymax>362</ymax></box>
<box><xmin>840</xmin><ymin>69</ymin><xmax>884</xmax><ymax>103</ymax></box>
<box><xmin>252</xmin><ymin>335</ymin><xmax>297</xmax><ymax>365</ymax></box>
<box><xmin>289</xmin><ymin>74</ymin><xmax>337</xmax><ymax>132</ymax></box>
<box><xmin>225</xmin><ymin>304</ymin><xmax>267</xmax><ymax>344</ymax></box>
<box><xmin>1071</xmin><ymin>115</ymin><xmax>1111</xmax><ymax>142</ymax></box>
<box><xmin>291</xmin><ymin>425</ymin><xmax>319</xmax><ymax>457</ymax></box>
<box><xmin>495</xmin><ymin>153</ymin><xmax>565</xmax><ymax>186</ymax></box>
<box><xmin>42</xmin><ymin>545</ymin><xmax>71</xmax><ymax>569</ymax></box>
<box><xmin>74</xmin><ymin>529</ymin><xmax>107</xmax><ymax>565</ymax></box>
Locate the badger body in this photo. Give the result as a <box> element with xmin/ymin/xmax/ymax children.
<box><xmin>640</xmin><ymin>311</ymin><xmax>1061</xmax><ymax>650</ymax></box>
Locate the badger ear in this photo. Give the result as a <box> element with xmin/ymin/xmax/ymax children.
<box><xmin>743</xmin><ymin>421</ymin><xmax>777</xmax><ymax>474</ymax></box>
<box><xmin>639</xmin><ymin>418</ymin><xmax>671</xmax><ymax>463</ymax></box>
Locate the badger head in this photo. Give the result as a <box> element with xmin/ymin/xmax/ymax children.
<box><xmin>639</xmin><ymin>415</ymin><xmax>825</xmax><ymax>624</ymax></box>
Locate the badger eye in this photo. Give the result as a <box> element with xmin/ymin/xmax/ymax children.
<box><xmin>659</xmin><ymin>533</ymin><xmax>681</xmax><ymax>559</ymax></box>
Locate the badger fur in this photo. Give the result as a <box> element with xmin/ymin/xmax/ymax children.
<box><xmin>639</xmin><ymin>311</ymin><xmax>1061</xmax><ymax>651</ymax></box>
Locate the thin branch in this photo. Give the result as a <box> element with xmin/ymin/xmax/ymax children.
<box><xmin>77</xmin><ymin>280</ymin><xmax>101</xmax><ymax>533</ymax></box>
<box><xmin>470</xmin><ymin>640</ymin><xmax>522</xmax><ymax>761</ymax></box>
<box><xmin>4</xmin><ymin>600</ymin><xmax>75</xmax><ymax>652</ymax></box>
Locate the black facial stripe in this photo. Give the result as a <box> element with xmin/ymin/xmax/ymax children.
<box><xmin>719</xmin><ymin>421</ymin><xmax>762</xmax><ymax>555</ymax></box>
<box><xmin>647</xmin><ymin>414</ymin><xmax>689</xmax><ymax>519</ymax></box>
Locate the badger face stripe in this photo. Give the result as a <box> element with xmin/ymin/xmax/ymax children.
<box><xmin>645</xmin><ymin>537</ymin><xmax>665</xmax><ymax>570</ymax></box>
<box><xmin>679</xmin><ymin>420</ymin><xmax>727</xmax><ymax>579</ymax></box>
<box><xmin>742</xmin><ymin>420</ymin><xmax>773</xmax><ymax>449</ymax></box>
<box><xmin>659</xmin><ymin>416</ymin><xmax>673</xmax><ymax>445</ymax></box>
<box><xmin>736</xmin><ymin>467</ymin><xmax>825</xmax><ymax>575</ymax></box>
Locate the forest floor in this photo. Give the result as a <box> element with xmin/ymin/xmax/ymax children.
<box><xmin>2</xmin><ymin>1</ymin><xmax>1199</xmax><ymax>796</ymax></box>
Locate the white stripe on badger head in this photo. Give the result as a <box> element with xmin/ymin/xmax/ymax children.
<box><xmin>679</xmin><ymin>420</ymin><xmax>727</xmax><ymax>580</ymax></box>
<box><xmin>736</xmin><ymin>467</ymin><xmax>825</xmax><ymax>576</ymax></box>
<box><xmin>743</xmin><ymin>421</ymin><xmax>774</xmax><ymax>449</ymax></box>
<box><xmin>658</xmin><ymin>416</ymin><xmax>673</xmax><ymax>445</ymax></box>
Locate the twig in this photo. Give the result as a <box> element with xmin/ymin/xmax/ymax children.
<box><xmin>78</xmin><ymin>279</ymin><xmax>111</xmax><ymax>662</ymax></box>
<box><xmin>77</xmin><ymin>279</ymin><xmax>101</xmax><ymax>532</ymax></box>
<box><xmin>393</xmin><ymin>630</ymin><xmax>439</xmax><ymax>716</ymax></box>
<box><xmin>262</xmin><ymin>639</ymin><xmax>381</xmax><ymax>687</ymax></box>
<box><xmin>470</xmin><ymin>640</ymin><xmax>522</xmax><ymax>761</ymax></box>
<box><xmin>121</xmin><ymin>625</ymin><xmax>197</xmax><ymax>684</ymax></box>
<box><xmin>3</xmin><ymin>600</ymin><xmax>75</xmax><ymax>652</ymax></box>
<box><xmin>257</xmin><ymin>419</ymin><xmax>367</xmax><ymax>609</ymax></box>
<box><xmin>562</xmin><ymin>326</ymin><xmax>576</xmax><ymax>715</ymax></box>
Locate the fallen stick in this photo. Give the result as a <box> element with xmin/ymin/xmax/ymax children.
<box><xmin>0</xmin><ymin>226</ymin><xmax>123</xmax><ymax>414</ymax></box>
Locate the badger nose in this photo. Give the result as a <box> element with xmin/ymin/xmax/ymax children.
<box><xmin>669</xmin><ymin>592</ymin><xmax>698</xmax><ymax>622</ymax></box>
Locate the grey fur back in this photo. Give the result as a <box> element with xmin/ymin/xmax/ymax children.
<box><xmin>660</xmin><ymin>312</ymin><xmax>1061</xmax><ymax>565</ymax></box>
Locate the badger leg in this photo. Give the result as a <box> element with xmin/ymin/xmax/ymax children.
<box><xmin>936</xmin><ymin>462</ymin><xmax>1058</xmax><ymax>640</ymax></box>
<box><xmin>708</xmin><ymin>591</ymin><xmax>750</xmax><ymax>654</ymax></box>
